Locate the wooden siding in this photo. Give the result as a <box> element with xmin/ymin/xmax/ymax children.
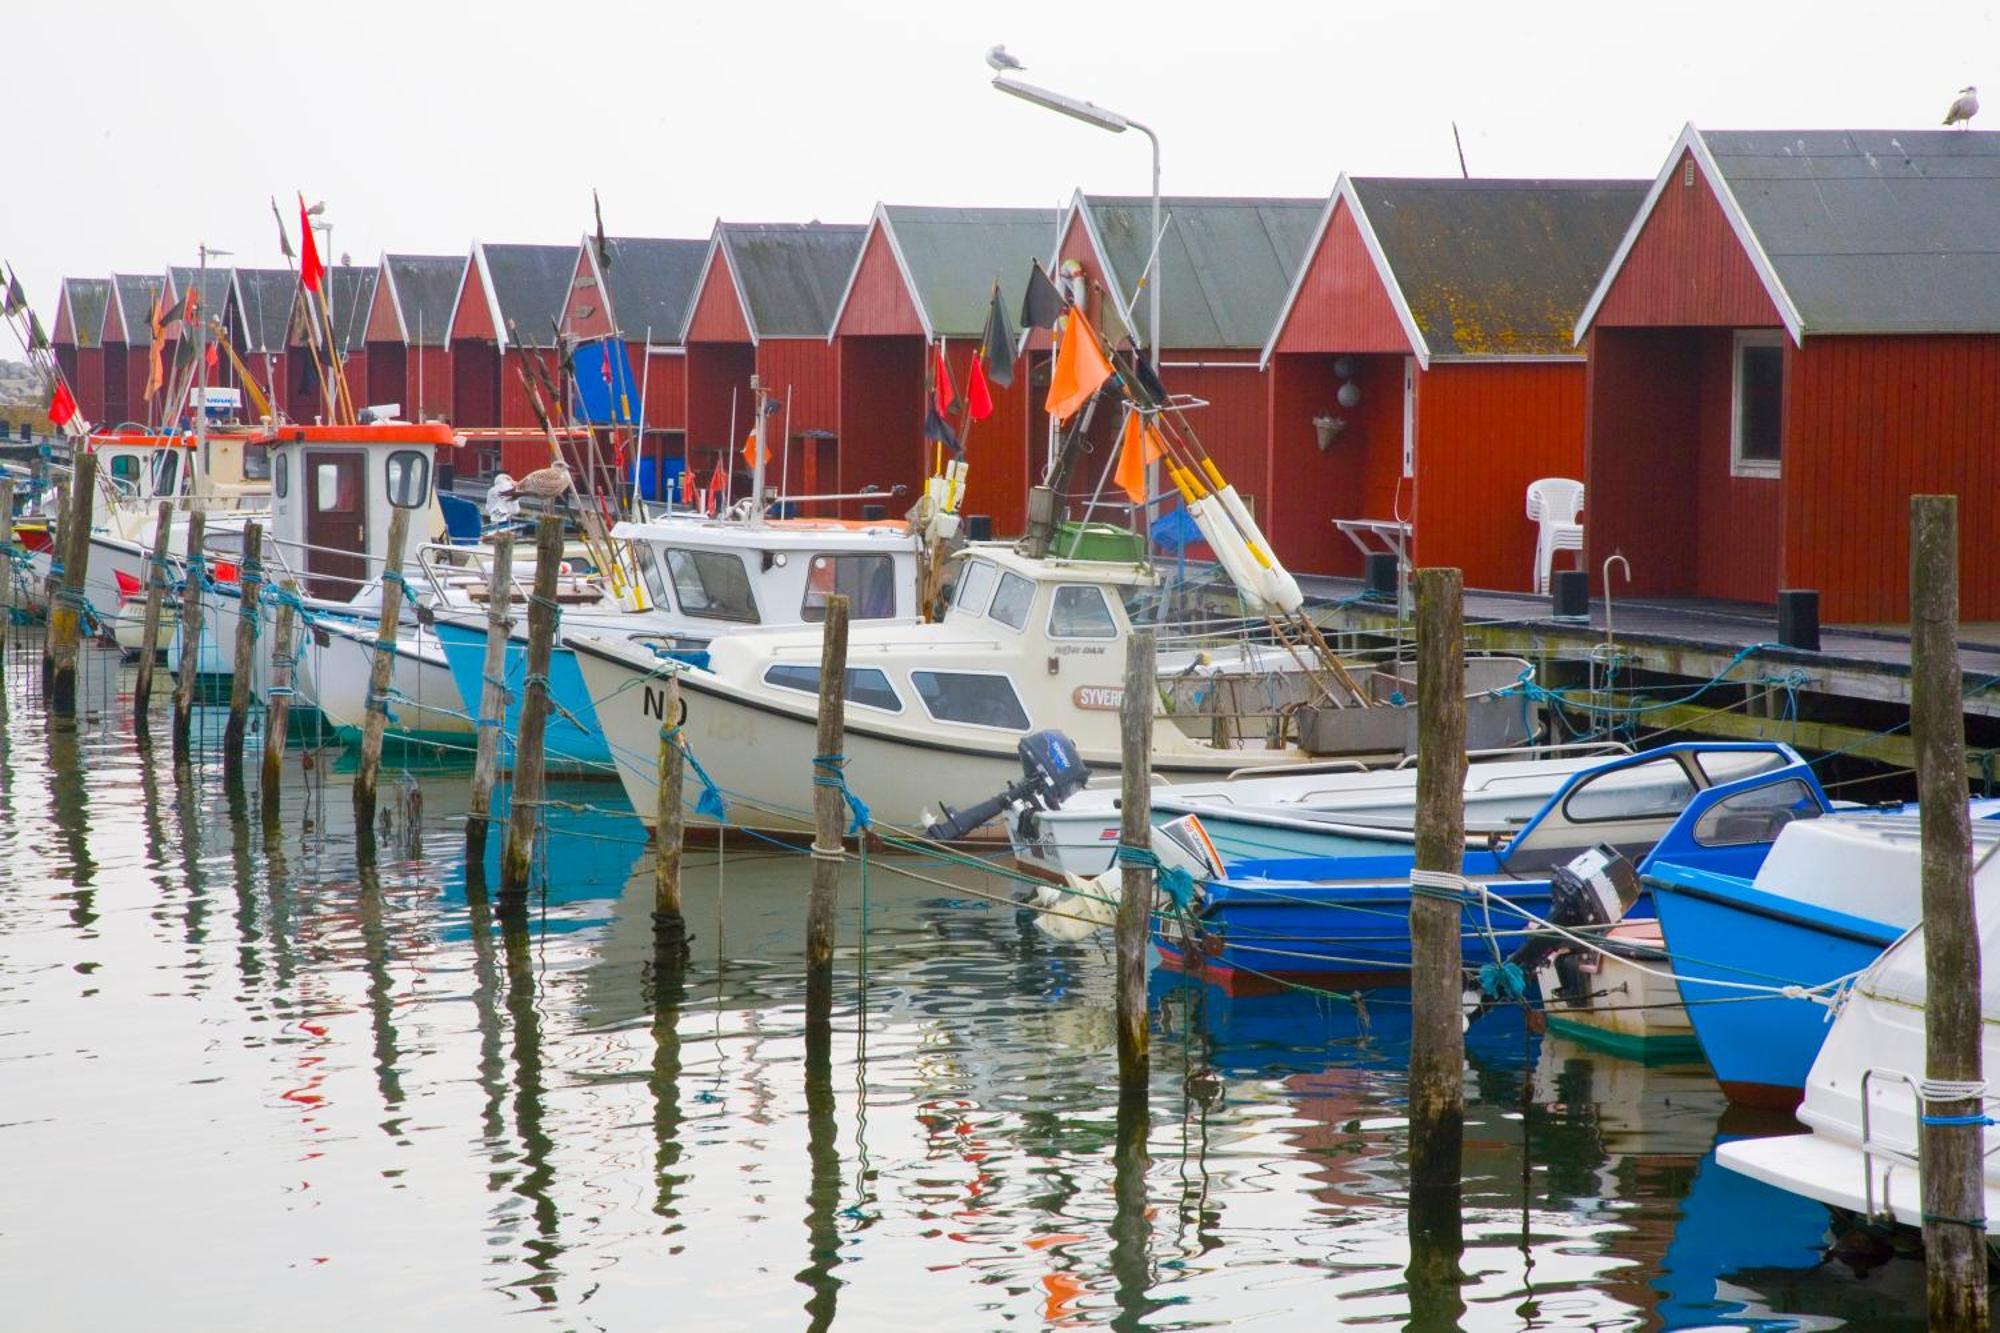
<box><xmin>1785</xmin><ymin>333</ymin><xmax>2000</xmax><ymax>621</ymax></box>
<box><xmin>1264</xmin><ymin>352</ymin><xmax>1406</xmax><ymax>575</ymax></box>
<box><xmin>365</xmin><ymin>271</ymin><xmax>403</xmax><ymax>342</ymax></box>
<box><xmin>451</xmin><ymin>341</ymin><xmax>499</xmax><ymax>430</ymax></box>
<box><xmin>1593</xmin><ymin>151</ymin><xmax>1784</xmax><ymax>330</ymax></box>
<box><xmin>837</xmin><ymin>335</ymin><xmax>925</xmax><ymax>505</ymax></box>
<box><xmin>1160</xmin><ymin>351</ymin><xmax>1271</xmax><ymax>519</ymax></box>
<box><xmin>73</xmin><ymin>349</ymin><xmax>106</xmax><ymax>425</ymax></box>
<box><xmin>450</xmin><ymin>260</ymin><xmax>495</xmax><ymax>341</ymax></box>
<box><xmin>685</xmin><ymin>340</ymin><xmax>755</xmax><ymax>463</ymax></box>
<box><xmin>1689</xmin><ymin>332</ymin><xmax>1781</xmax><ymax>603</ymax></box>
<box><xmin>942</xmin><ymin>338</ymin><xmax>1031</xmax><ymax>534</ymax></box>
<box><xmin>101</xmin><ymin>345</ymin><xmax>130</xmax><ymax>427</ymax></box>
<box><xmin>408</xmin><ymin>347</ymin><xmax>452</xmax><ymax>424</ymax></box>
<box><xmin>757</xmin><ymin>338</ymin><xmax>841</xmax><ymax>435</ymax></box>
<box><xmin>367</xmin><ymin>344</ymin><xmax>406</xmax><ymax>409</ymax></box>
<box><xmin>562</xmin><ymin>248</ymin><xmax>616</xmax><ymax>340</ymax></box>
<box><xmin>1583</xmin><ymin>329</ymin><xmax>1706</xmax><ymax>598</ymax></box>
<box><xmin>1269</xmin><ymin>201</ymin><xmax>1414</xmax><ymax>356</ymax></box>
<box><xmin>683</xmin><ymin>256</ymin><xmax>752</xmax><ymax>344</ymax></box>
<box><xmin>639</xmin><ymin>348</ymin><xmax>686</xmax><ymax>431</ymax></box>
<box><xmin>832</xmin><ymin>226</ymin><xmax>925</xmax><ymax>337</ymax></box>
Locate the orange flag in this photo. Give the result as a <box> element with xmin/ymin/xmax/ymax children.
<box><xmin>1044</xmin><ymin>307</ymin><xmax>1114</xmax><ymax>423</ymax></box>
<box><xmin>1113</xmin><ymin>408</ymin><xmax>1164</xmax><ymax>504</ymax></box>
<box><xmin>741</xmin><ymin>429</ymin><xmax>762</xmax><ymax>468</ymax></box>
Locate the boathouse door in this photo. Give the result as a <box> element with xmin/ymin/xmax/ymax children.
<box><xmin>304</xmin><ymin>450</ymin><xmax>368</xmax><ymax>600</ymax></box>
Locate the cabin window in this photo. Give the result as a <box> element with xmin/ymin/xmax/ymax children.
<box><xmin>385</xmin><ymin>450</ymin><xmax>431</xmax><ymax>508</ymax></box>
<box><xmin>763</xmin><ymin>664</ymin><xmax>902</xmax><ymax>713</ymax></box>
<box><xmin>273</xmin><ymin>453</ymin><xmax>289</xmax><ymax>499</ymax></box>
<box><xmin>803</xmin><ymin>553</ymin><xmax>898</xmax><ymax>622</ymax></box>
<box><xmin>149</xmin><ymin>449</ymin><xmax>180</xmax><ymax>497</ymax></box>
<box><xmin>664</xmin><ymin>548</ymin><xmax>759</xmax><ymax>623</ymax></box>
<box><xmin>911</xmin><ymin>671</ymin><xmax>1031</xmax><ymax>731</ymax></box>
<box><xmin>1691</xmin><ymin>778</ymin><xmax>1820</xmax><ymax>847</ymax></box>
<box><xmin>1693</xmin><ymin>749</ymin><xmax>1787</xmax><ymax>785</ymax></box>
<box><xmin>634</xmin><ymin>544</ymin><xmax>672</xmax><ymax>611</ymax></box>
<box><xmin>1049</xmin><ymin>585</ymin><xmax>1118</xmax><ymax>639</ymax></box>
<box><xmin>1117</xmin><ymin>583</ymin><xmax>1166</xmax><ymax>628</ymax></box>
<box><xmin>1731</xmin><ymin>331</ymin><xmax>1784</xmax><ymax>477</ymax></box>
<box><xmin>315</xmin><ymin>461</ymin><xmax>356</xmax><ymax>512</ymax></box>
<box><xmin>1560</xmin><ymin>756</ymin><xmax>1696</xmax><ymax>824</ymax></box>
<box><xmin>107</xmin><ymin>453</ymin><xmax>141</xmax><ymax>493</ymax></box>
<box><xmin>987</xmin><ymin>572</ymin><xmax>1036</xmax><ymax>631</ymax></box>
<box><xmin>241</xmin><ymin>443</ymin><xmax>271</xmax><ymax>481</ymax></box>
<box><xmin>951</xmin><ymin>560</ymin><xmax>997</xmax><ymax>617</ymax></box>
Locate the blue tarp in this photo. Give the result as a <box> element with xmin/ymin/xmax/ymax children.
<box><xmin>571</xmin><ymin>337</ymin><xmax>642</xmax><ymax>426</ymax></box>
<box><xmin>1149</xmin><ymin>502</ymin><xmax>1202</xmax><ymax>550</ymax></box>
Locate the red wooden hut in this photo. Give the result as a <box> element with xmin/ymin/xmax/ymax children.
<box><xmin>1262</xmin><ymin>176</ymin><xmax>1644</xmax><ymax>585</ymax></box>
<box><xmin>282</xmin><ymin>264</ymin><xmax>375</xmax><ymax>427</ymax></box>
<box><xmin>449</xmin><ymin>242</ymin><xmax>576</xmax><ymax>476</ymax></box>
<box><xmin>829</xmin><ymin>204</ymin><xmax>1059</xmax><ymax>533</ymax></box>
<box><xmin>225</xmin><ymin>268</ymin><xmax>296</xmax><ymax>423</ymax></box>
<box><xmin>1575</xmin><ymin>126</ymin><xmax>2000</xmax><ymax>622</ymax></box>
<box><xmin>363</xmin><ymin>253</ymin><xmax>465</xmax><ymax>460</ymax></box>
<box><xmin>51</xmin><ymin>277</ymin><xmax>111</xmax><ymax>425</ymax></box>
<box><xmin>109</xmin><ymin>274</ymin><xmax>164</xmax><ymax>428</ymax></box>
<box><xmin>681</xmin><ymin>221</ymin><xmax>864</xmax><ymax>510</ymax></box>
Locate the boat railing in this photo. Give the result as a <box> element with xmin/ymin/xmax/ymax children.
<box><xmin>1223</xmin><ymin>757</ymin><xmax>1375</xmax><ymax>780</ymax></box>
<box><xmin>1391</xmin><ymin>739</ymin><xmax>1633</xmax><ymax>770</ymax></box>
<box><xmin>1858</xmin><ymin>1067</ymin><xmax>1925</xmax><ymax>1222</ymax></box>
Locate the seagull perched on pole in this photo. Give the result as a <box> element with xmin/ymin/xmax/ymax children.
<box><xmin>500</xmin><ymin>460</ymin><xmax>574</xmax><ymax>503</ymax></box>
<box><xmin>985</xmin><ymin>44</ymin><xmax>1024</xmax><ymax>73</ymax></box>
<box><xmin>1944</xmin><ymin>86</ymin><xmax>1980</xmax><ymax>128</ymax></box>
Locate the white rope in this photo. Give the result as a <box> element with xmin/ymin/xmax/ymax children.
<box><xmin>1920</xmin><ymin>1078</ymin><xmax>1989</xmax><ymax>1103</ymax></box>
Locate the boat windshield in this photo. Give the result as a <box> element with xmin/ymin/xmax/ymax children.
<box><xmin>663</xmin><ymin>548</ymin><xmax>759</xmax><ymax>623</ymax></box>
<box><xmin>803</xmin><ymin>553</ymin><xmax>898</xmax><ymax>622</ymax></box>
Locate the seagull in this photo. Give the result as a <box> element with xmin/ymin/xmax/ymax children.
<box><xmin>1944</xmin><ymin>85</ymin><xmax>1980</xmax><ymax>128</ymax></box>
<box><xmin>501</xmin><ymin>461</ymin><xmax>574</xmax><ymax>502</ymax></box>
<box><xmin>985</xmin><ymin>44</ymin><xmax>1024</xmax><ymax>73</ymax></box>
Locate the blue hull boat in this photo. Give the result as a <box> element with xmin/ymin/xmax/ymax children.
<box><xmin>432</xmin><ymin>618</ymin><xmax>620</xmax><ymax>772</ymax></box>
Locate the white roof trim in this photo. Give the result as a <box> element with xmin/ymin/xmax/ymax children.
<box><xmin>877</xmin><ymin>206</ymin><xmax>937</xmax><ymax>343</ymax></box>
<box><xmin>473</xmin><ymin>243</ymin><xmax>508</xmax><ymax>354</ymax></box>
<box><xmin>824</xmin><ymin>203</ymin><xmax>886</xmax><ymax>343</ymax></box>
<box><xmin>576</xmin><ymin>232</ymin><xmax>616</xmax><ymax>340</ymax></box>
<box><xmin>378</xmin><ymin>253</ymin><xmax>410</xmax><ymax>344</ymax></box>
<box><xmin>1571</xmin><ymin>124</ymin><xmax>1804</xmax><ymax>346</ymax></box>
<box><xmin>716</xmin><ymin>227</ymin><xmax>763</xmax><ymax>346</ymax></box>
<box><xmin>1258</xmin><ymin>181</ymin><xmax>1340</xmax><ymax>369</ymax></box>
<box><xmin>443</xmin><ymin>243</ymin><xmax>478</xmax><ymax>350</ymax></box>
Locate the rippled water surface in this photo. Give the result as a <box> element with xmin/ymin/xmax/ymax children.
<box><xmin>0</xmin><ymin>639</ymin><xmax>1947</xmax><ymax>1330</ymax></box>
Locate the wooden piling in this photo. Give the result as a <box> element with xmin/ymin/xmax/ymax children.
<box><xmin>0</xmin><ymin>478</ymin><xmax>13</xmax><ymax>680</ymax></box>
<box><xmin>352</xmin><ymin>505</ymin><xmax>412</xmax><ymax>829</ymax></box>
<box><xmin>47</xmin><ymin>452</ymin><xmax>96</xmax><ymax>717</ymax></box>
<box><xmin>466</xmin><ymin>530</ymin><xmax>515</xmax><ymax>866</ymax></box>
<box><xmin>654</xmin><ymin>671</ymin><xmax>688</xmax><ymax>959</ymax></box>
<box><xmin>805</xmin><ymin>593</ymin><xmax>850</xmax><ymax>1043</ymax></box>
<box><xmin>500</xmin><ymin>515</ymin><xmax>564</xmax><ymax>905</ymax></box>
<box><xmin>1408</xmin><ymin>568</ymin><xmax>1468</xmax><ymax>1269</ymax></box>
<box><xmin>1117</xmin><ymin>628</ymin><xmax>1156</xmax><ymax>1094</ymax></box>
<box><xmin>171</xmin><ymin>510</ymin><xmax>208</xmax><ymax>758</ymax></box>
<box><xmin>222</xmin><ymin>521</ymin><xmax>264</xmax><ymax>774</ymax></box>
<box><xmin>1910</xmin><ymin>495</ymin><xmax>1987</xmax><ymax>1333</ymax></box>
<box><xmin>261</xmin><ymin>579</ymin><xmax>299</xmax><ymax>828</ymax></box>
<box><xmin>133</xmin><ymin>501</ymin><xmax>173</xmax><ymax>727</ymax></box>
<box><xmin>40</xmin><ymin>477</ymin><xmax>65</xmax><ymax>684</ymax></box>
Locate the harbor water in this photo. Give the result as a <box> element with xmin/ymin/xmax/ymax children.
<box><xmin>0</xmin><ymin>635</ymin><xmax>1956</xmax><ymax>1330</ymax></box>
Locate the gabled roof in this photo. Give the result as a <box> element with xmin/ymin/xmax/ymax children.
<box><xmin>833</xmin><ymin>204</ymin><xmax>1062</xmax><ymax>341</ymax></box>
<box><xmin>593</xmin><ymin>237</ymin><xmax>709</xmax><ymax>344</ymax></box>
<box><xmin>468</xmin><ymin>242</ymin><xmax>577</xmax><ymax>350</ymax></box>
<box><xmin>1577</xmin><ymin>125</ymin><xmax>2000</xmax><ymax>342</ymax></box>
<box><xmin>378</xmin><ymin>253</ymin><xmax>464</xmax><ymax>346</ymax></box>
<box><xmin>1071</xmin><ymin>193</ymin><xmax>1322</xmax><ymax>349</ymax></box>
<box><xmin>230</xmin><ymin>268</ymin><xmax>298</xmax><ymax>355</ymax></box>
<box><xmin>707</xmin><ymin>222</ymin><xmax>866</xmax><ymax>340</ymax></box>
<box><xmin>165</xmin><ymin>265</ymin><xmax>233</xmax><ymax>319</ymax></box>
<box><xmin>325</xmin><ymin>265</ymin><xmax>377</xmax><ymax>355</ymax></box>
<box><xmin>112</xmin><ymin>274</ymin><xmax>164</xmax><ymax>347</ymax></box>
<box><xmin>56</xmin><ymin>278</ymin><xmax>112</xmax><ymax>348</ymax></box>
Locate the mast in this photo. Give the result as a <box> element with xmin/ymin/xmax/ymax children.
<box><xmin>748</xmin><ymin>374</ymin><xmax>768</xmax><ymax>529</ymax></box>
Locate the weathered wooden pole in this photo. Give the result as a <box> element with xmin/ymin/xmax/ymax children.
<box><xmin>221</xmin><ymin>521</ymin><xmax>264</xmax><ymax>775</ymax></box>
<box><xmin>654</xmin><ymin>671</ymin><xmax>689</xmax><ymax>960</ymax></box>
<box><xmin>500</xmin><ymin>515</ymin><xmax>564</xmax><ymax>906</ymax></box>
<box><xmin>0</xmin><ymin>478</ymin><xmax>13</xmax><ymax>681</ymax></box>
<box><xmin>47</xmin><ymin>452</ymin><xmax>97</xmax><ymax>716</ymax></box>
<box><xmin>352</xmin><ymin>505</ymin><xmax>412</xmax><ymax>830</ymax></box>
<box><xmin>40</xmin><ymin>476</ymin><xmax>66</xmax><ymax>681</ymax></box>
<box><xmin>465</xmin><ymin>530</ymin><xmax>515</xmax><ymax>866</ymax></box>
<box><xmin>805</xmin><ymin>594</ymin><xmax>850</xmax><ymax>1044</ymax></box>
<box><xmin>1117</xmin><ymin>627</ymin><xmax>1156</xmax><ymax>1095</ymax></box>
<box><xmin>132</xmin><ymin>501</ymin><xmax>173</xmax><ymax>727</ymax></box>
<box><xmin>1408</xmin><ymin>567</ymin><xmax>1468</xmax><ymax>1283</ymax></box>
<box><xmin>171</xmin><ymin>510</ymin><xmax>208</xmax><ymax>759</ymax></box>
<box><xmin>1910</xmin><ymin>494</ymin><xmax>1987</xmax><ymax>1332</ymax></box>
<box><xmin>261</xmin><ymin>579</ymin><xmax>300</xmax><ymax>829</ymax></box>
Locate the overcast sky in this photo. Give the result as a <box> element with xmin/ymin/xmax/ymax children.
<box><xmin>8</xmin><ymin>0</ymin><xmax>1990</xmax><ymax>321</ymax></box>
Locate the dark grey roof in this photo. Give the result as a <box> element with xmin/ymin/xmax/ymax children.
<box><xmin>718</xmin><ymin>223</ymin><xmax>866</xmax><ymax>338</ymax></box>
<box><xmin>878</xmin><ymin>206</ymin><xmax>1062</xmax><ymax>338</ymax></box>
<box><xmin>61</xmin><ymin>278</ymin><xmax>112</xmax><ymax>347</ymax></box>
<box><xmin>1351</xmin><ymin>178</ymin><xmax>1647</xmax><ymax>357</ymax></box>
<box><xmin>1702</xmin><ymin>129</ymin><xmax>2000</xmax><ymax>334</ymax></box>
<box><xmin>478</xmin><ymin>243</ymin><xmax>576</xmax><ymax>349</ymax></box>
<box><xmin>167</xmin><ymin>265</ymin><xmax>233</xmax><ymax>319</ymax></box>
<box><xmin>230</xmin><ymin>268</ymin><xmax>298</xmax><ymax>354</ymax></box>
<box><xmin>598</xmin><ymin>237</ymin><xmax>708</xmax><ymax>344</ymax></box>
<box><xmin>383</xmin><ymin>254</ymin><xmax>465</xmax><ymax>346</ymax></box>
<box><xmin>325</xmin><ymin>266</ymin><xmax>378</xmax><ymax>355</ymax></box>
<box><xmin>112</xmin><ymin>274</ymin><xmax>164</xmax><ymax>346</ymax></box>
<box><xmin>1080</xmin><ymin>195</ymin><xmax>1322</xmax><ymax>348</ymax></box>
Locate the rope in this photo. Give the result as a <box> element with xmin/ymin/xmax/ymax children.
<box><xmin>664</xmin><ymin>723</ymin><xmax>727</xmax><ymax>821</ymax></box>
<box><xmin>1115</xmin><ymin>842</ymin><xmax>1198</xmax><ymax>912</ymax></box>
<box><xmin>811</xmin><ymin>752</ymin><xmax>872</xmax><ymax>836</ymax></box>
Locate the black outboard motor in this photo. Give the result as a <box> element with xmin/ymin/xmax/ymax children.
<box><xmin>1511</xmin><ymin>842</ymin><xmax>1643</xmax><ymax>991</ymax></box>
<box><xmin>923</xmin><ymin>730</ymin><xmax>1088</xmax><ymax>841</ymax></box>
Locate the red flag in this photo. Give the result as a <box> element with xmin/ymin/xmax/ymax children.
<box><xmin>48</xmin><ymin>380</ymin><xmax>78</xmax><ymax>428</ymax></box>
<box><xmin>965</xmin><ymin>353</ymin><xmax>994</xmax><ymax>423</ymax></box>
<box><xmin>204</xmin><ymin>341</ymin><xmax>219</xmax><ymax>371</ymax></box>
<box><xmin>741</xmin><ymin>429</ymin><xmax>763</xmax><ymax>469</ymax></box>
<box><xmin>706</xmin><ymin>455</ymin><xmax>727</xmax><ymax>515</ymax></box>
<box><xmin>298</xmin><ymin>195</ymin><xmax>324</xmax><ymax>293</ymax></box>
<box><xmin>932</xmin><ymin>341</ymin><xmax>955</xmax><ymax>414</ymax></box>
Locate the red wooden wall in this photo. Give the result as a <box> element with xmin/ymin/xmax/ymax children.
<box><xmin>685</xmin><ymin>341</ymin><xmax>755</xmax><ymax>461</ymax></box>
<box><xmin>837</xmin><ymin>336</ymin><xmax>924</xmax><ymax>503</ymax></box>
<box><xmin>1583</xmin><ymin>329</ymin><xmax>1705</xmax><ymax>598</ymax></box>
<box><xmin>637</xmin><ymin>347</ymin><xmax>686</xmax><ymax>432</ymax></box>
<box><xmin>452</xmin><ymin>342</ymin><xmax>499</xmax><ymax>430</ymax></box>
<box><xmin>836</xmin><ymin>229</ymin><xmax>924</xmax><ymax>336</ymax></box>
<box><xmin>940</xmin><ymin>339</ymin><xmax>1030</xmax><ymax>534</ymax></box>
<box><xmin>1593</xmin><ymin>151</ymin><xmax>1781</xmax><ymax>331</ymax></box>
<box><xmin>367</xmin><ymin>344</ymin><xmax>407</xmax><ymax>409</ymax></box>
<box><xmin>1264</xmin><ymin>352</ymin><xmax>1407</xmax><ymax>576</ymax></box>
<box><xmin>1268</xmin><ymin>202</ymin><xmax>1413</xmax><ymax>356</ymax></box>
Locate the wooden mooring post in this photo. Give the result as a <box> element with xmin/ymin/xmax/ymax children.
<box><xmin>466</xmin><ymin>530</ymin><xmax>515</xmax><ymax>867</ymax></box>
<box><xmin>132</xmin><ymin>501</ymin><xmax>173</xmax><ymax>728</ymax></box>
<box><xmin>500</xmin><ymin>515</ymin><xmax>564</xmax><ymax>908</ymax></box>
<box><xmin>262</xmin><ymin>579</ymin><xmax>299</xmax><ymax>829</ymax></box>
<box><xmin>1910</xmin><ymin>495</ymin><xmax>1987</xmax><ymax>1332</ymax></box>
<box><xmin>0</xmin><ymin>478</ymin><xmax>13</xmax><ymax>680</ymax></box>
<box><xmin>805</xmin><ymin>594</ymin><xmax>850</xmax><ymax>1045</ymax></box>
<box><xmin>171</xmin><ymin>510</ymin><xmax>208</xmax><ymax>759</ymax></box>
<box><xmin>1408</xmin><ymin>567</ymin><xmax>1468</xmax><ymax>1286</ymax></box>
<box><xmin>221</xmin><ymin>521</ymin><xmax>264</xmax><ymax>776</ymax></box>
<box><xmin>352</xmin><ymin>506</ymin><xmax>412</xmax><ymax>830</ymax></box>
<box><xmin>1117</xmin><ymin>628</ymin><xmax>1156</xmax><ymax>1096</ymax></box>
<box><xmin>654</xmin><ymin>671</ymin><xmax>688</xmax><ymax>961</ymax></box>
<box><xmin>40</xmin><ymin>476</ymin><xmax>65</xmax><ymax>685</ymax></box>
<box><xmin>47</xmin><ymin>452</ymin><xmax>96</xmax><ymax>717</ymax></box>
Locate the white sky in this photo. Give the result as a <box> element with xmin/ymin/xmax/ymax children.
<box><xmin>8</xmin><ymin>0</ymin><xmax>1990</xmax><ymax>320</ymax></box>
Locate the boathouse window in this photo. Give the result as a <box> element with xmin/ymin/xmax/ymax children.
<box><xmin>664</xmin><ymin>548</ymin><xmax>760</xmax><ymax>623</ymax></box>
<box><xmin>1731</xmin><ymin>331</ymin><xmax>1784</xmax><ymax>477</ymax></box>
<box><xmin>803</xmin><ymin>553</ymin><xmax>898</xmax><ymax>622</ymax></box>
<box><xmin>951</xmin><ymin>561</ymin><xmax>997</xmax><ymax>617</ymax></box>
<box><xmin>385</xmin><ymin>450</ymin><xmax>431</xmax><ymax>508</ymax></box>
<box><xmin>1048</xmin><ymin>585</ymin><xmax>1118</xmax><ymax>639</ymax></box>
<box><xmin>763</xmin><ymin>664</ymin><xmax>902</xmax><ymax>713</ymax></box>
<box><xmin>273</xmin><ymin>453</ymin><xmax>289</xmax><ymax>499</ymax></box>
<box><xmin>1691</xmin><ymin>778</ymin><xmax>1820</xmax><ymax>847</ymax></box>
<box><xmin>912</xmin><ymin>670</ymin><xmax>1031</xmax><ymax>731</ymax></box>
<box><xmin>987</xmin><ymin>573</ymin><xmax>1036</xmax><ymax>631</ymax></box>
<box><xmin>1561</xmin><ymin>756</ymin><xmax>1696</xmax><ymax>823</ymax></box>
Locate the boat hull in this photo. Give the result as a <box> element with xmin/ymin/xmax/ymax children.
<box><xmin>432</xmin><ymin>619</ymin><xmax>615</xmax><ymax>770</ymax></box>
<box><xmin>309</xmin><ymin>620</ymin><xmax>475</xmax><ymax>746</ymax></box>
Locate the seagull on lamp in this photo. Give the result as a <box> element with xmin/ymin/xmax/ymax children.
<box><xmin>985</xmin><ymin>44</ymin><xmax>1024</xmax><ymax>73</ymax></box>
<box><xmin>1944</xmin><ymin>86</ymin><xmax>1979</xmax><ymax>128</ymax></box>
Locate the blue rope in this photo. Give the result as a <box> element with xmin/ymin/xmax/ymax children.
<box><xmin>812</xmin><ymin>752</ymin><xmax>872</xmax><ymax>835</ymax></box>
<box><xmin>1921</xmin><ymin>1113</ymin><xmax>1998</xmax><ymax>1127</ymax></box>
<box><xmin>1478</xmin><ymin>960</ymin><xmax>1528</xmax><ymax>1001</ymax></box>
<box><xmin>665</xmin><ymin>724</ymin><xmax>728</xmax><ymax>821</ymax></box>
<box><xmin>1115</xmin><ymin>843</ymin><xmax>1198</xmax><ymax>913</ymax></box>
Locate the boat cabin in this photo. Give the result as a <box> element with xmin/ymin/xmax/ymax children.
<box><xmin>618</xmin><ymin>515</ymin><xmax>920</xmax><ymax>635</ymax></box>
<box><xmin>265</xmin><ymin>422</ymin><xmax>453</xmax><ymax>600</ymax></box>
<box><xmin>939</xmin><ymin>543</ymin><xmax>1153</xmax><ymax>646</ymax></box>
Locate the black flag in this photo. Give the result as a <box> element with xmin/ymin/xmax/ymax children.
<box><xmin>1133</xmin><ymin>354</ymin><xmax>1168</xmax><ymax>404</ymax></box>
<box><xmin>1020</xmin><ymin>259</ymin><xmax>1062</xmax><ymax>331</ymax></box>
<box><xmin>980</xmin><ymin>282</ymin><xmax>1016</xmax><ymax>388</ymax></box>
<box><xmin>922</xmin><ymin>402</ymin><xmax>961</xmax><ymax>456</ymax></box>
<box><xmin>593</xmin><ymin>190</ymin><xmax>612</xmax><ymax>272</ymax></box>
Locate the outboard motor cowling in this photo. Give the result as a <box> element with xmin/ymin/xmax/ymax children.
<box><xmin>922</xmin><ymin>730</ymin><xmax>1089</xmax><ymax>841</ymax></box>
<box><xmin>1507</xmin><ymin>842</ymin><xmax>1642</xmax><ymax>978</ymax></box>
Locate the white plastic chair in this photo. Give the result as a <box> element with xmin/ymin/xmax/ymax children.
<box><xmin>1526</xmin><ymin>478</ymin><xmax>1585</xmax><ymax>594</ymax></box>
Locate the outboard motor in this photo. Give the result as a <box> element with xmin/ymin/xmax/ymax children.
<box><xmin>923</xmin><ymin>730</ymin><xmax>1089</xmax><ymax>841</ymax></box>
<box><xmin>1466</xmin><ymin>842</ymin><xmax>1642</xmax><ymax>1025</ymax></box>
